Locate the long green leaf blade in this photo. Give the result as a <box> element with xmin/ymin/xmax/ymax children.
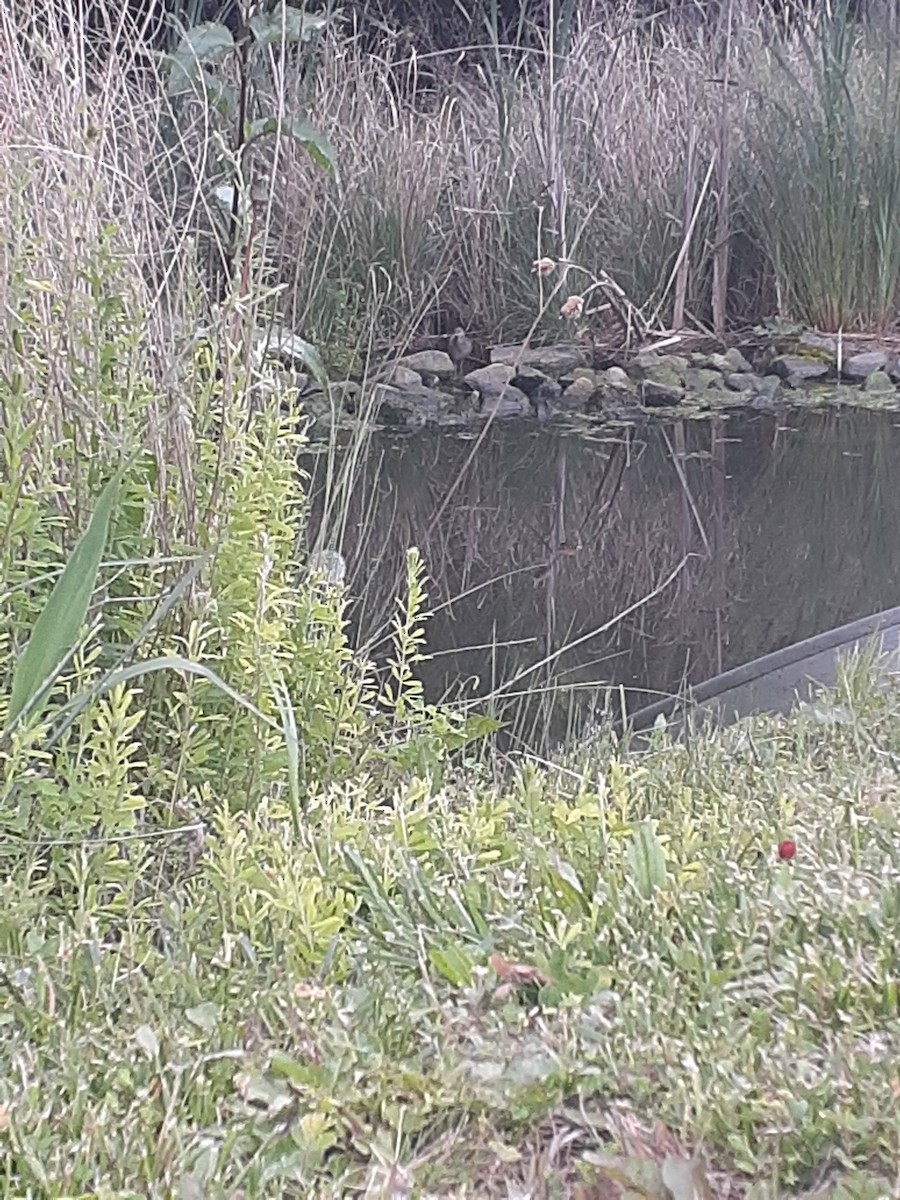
<box><xmin>626</xmin><ymin>821</ymin><xmax>667</xmax><ymax>900</ymax></box>
<box><xmin>6</xmin><ymin>470</ymin><xmax>121</xmax><ymax>730</ymax></box>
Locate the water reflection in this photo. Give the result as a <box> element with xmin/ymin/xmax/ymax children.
<box><xmin>304</xmin><ymin>407</ymin><xmax>900</xmax><ymax>747</ymax></box>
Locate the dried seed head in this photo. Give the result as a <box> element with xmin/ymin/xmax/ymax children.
<box><xmin>560</xmin><ymin>294</ymin><xmax>584</xmax><ymax>319</ymax></box>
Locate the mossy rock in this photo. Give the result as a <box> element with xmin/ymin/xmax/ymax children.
<box><xmin>863</xmin><ymin>370</ymin><xmax>895</xmax><ymax>395</ymax></box>
<box><xmin>634</xmin><ymin>351</ymin><xmax>689</xmax><ymax>378</ymax></box>
<box><xmin>771</xmin><ymin>342</ymin><xmax>837</xmax><ymax>364</ymax></box>
<box><xmin>684</xmin><ymin>367</ymin><xmax>724</xmax><ymax>393</ymax></box>
<box><xmin>644</xmin><ymin>365</ymin><xmax>685</xmax><ymax>390</ymax></box>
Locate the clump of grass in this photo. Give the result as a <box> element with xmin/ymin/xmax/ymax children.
<box><xmin>134</xmin><ymin>2</ymin><xmax>737</xmax><ymax>348</ymax></box>
<box><xmin>264</xmin><ymin>3</ymin><xmax>900</xmax><ymax>346</ymax></box>
<box><xmin>742</xmin><ymin>1</ymin><xmax>900</xmax><ymax>329</ymax></box>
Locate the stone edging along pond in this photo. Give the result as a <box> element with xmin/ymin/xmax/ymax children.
<box><xmin>275</xmin><ymin>329</ymin><xmax>900</xmax><ymax>435</ymax></box>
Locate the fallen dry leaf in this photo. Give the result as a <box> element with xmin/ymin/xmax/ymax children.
<box><xmin>294</xmin><ymin>982</ymin><xmax>327</xmax><ymax>1001</ymax></box>
<box><xmin>489</xmin><ymin>953</ymin><xmax>552</xmax><ymax>988</ymax></box>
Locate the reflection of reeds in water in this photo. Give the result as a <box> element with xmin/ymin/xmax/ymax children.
<box><xmin>305</xmin><ymin>419</ymin><xmax>743</xmax><ymax>743</ymax></box>
<box><xmin>731</xmin><ymin>408</ymin><xmax>900</xmax><ymax>654</ymax></box>
<box><xmin>304</xmin><ymin>407</ymin><xmax>900</xmax><ymax>755</ymax></box>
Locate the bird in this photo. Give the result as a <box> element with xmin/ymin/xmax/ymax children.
<box><xmin>447</xmin><ymin>326</ymin><xmax>473</xmax><ymax>377</ymax></box>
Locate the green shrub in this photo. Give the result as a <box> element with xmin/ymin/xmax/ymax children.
<box><xmin>0</xmin><ymin>207</ymin><xmax>493</xmax><ymax>929</ymax></box>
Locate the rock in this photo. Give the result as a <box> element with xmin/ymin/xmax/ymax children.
<box><xmin>301</xmin><ymin>394</ymin><xmax>335</xmax><ymax>427</ymax></box>
<box><xmin>436</xmin><ymin>409</ymin><xmax>473</xmax><ymax>428</ymax></box>
<box><xmin>396</xmin><ymin>349</ymin><xmax>456</xmax><ymax>379</ymax></box>
<box><xmin>519</xmin><ymin>376</ymin><xmax>562</xmax><ymax>420</ymax></box>
<box><xmin>479</xmin><ymin>392</ymin><xmax>531</xmax><ymax>419</ymax></box>
<box><xmin>724</xmin><ymin>372</ymin><xmax>756</xmax><ymax>392</ymax></box>
<box><xmin>771</xmin><ymin>355</ymin><xmax>832</xmax><ymax>382</ymax></box>
<box><xmin>371</xmin><ymin>382</ymin><xmax>435</xmax><ymax>423</ymax></box>
<box><xmin>465</xmin><ymin>362</ymin><xmax>515</xmax><ymax>395</ymax></box>
<box><xmin>513</xmin><ymin>370</ymin><xmax>562</xmax><ymax>417</ymax></box>
<box><xmin>843</xmin><ymin>350</ymin><xmax>888</xmax><ymax>380</ymax></box>
<box><xmin>591</xmin><ymin>386</ymin><xmax>647</xmax><ymax>419</ymax></box>
<box><xmin>863</xmin><ymin>370</ymin><xmax>895</xmax><ymax>395</ymax></box>
<box><xmin>749</xmin><ymin>392</ymin><xmax>777</xmax><ymax>411</ymax></box>
<box><xmin>569</xmin><ymin>367</ymin><xmax>599</xmax><ymax>382</ymax></box>
<box><xmin>376</xmin><ymin>363</ymin><xmax>424</xmax><ymax>387</ymax></box>
<box><xmin>724</xmin><ymin>371</ymin><xmax>782</xmax><ymax>400</ymax></box>
<box><xmin>751</xmin><ymin>375</ymin><xmax>782</xmax><ymax>404</ymax></box>
<box><xmin>559</xmin><ymin>376</ymin><xmax>597</xmax><ymax>410</ymax></box>
<box><xmin>371</xmin><ymin>381</ymin><xmax>464</xmax><ymax>427</ymax></box>
<box><xmin>603</xmin><ymin>366</ymin><xmax>635</xmax><ymax>391</ymax></box>
<box><xmin>704</xmin><ymin>388</ymin><xmax>748</xmax><ymax>410</ymax></box>
<box><xmin>799</xmin><ymin>331</ymin><xmax>838</xmax><ymax>354</ymax></box>
<box><xmin>533</xmin><ymin>378</ymin><xmax>562</xmax><ymax>406</ymax></box>
<box><xmin>826</xmin><ymin>384</ymin><xmax>863</xmax><ymax>407</ymax></box>
<box><xmin>641</xmin><ymin>377</ymin><xmax>684</xmax><ymax>407</ymax></box>
<box><xmin>511</xmin><ymin>365</ymin><xmax>556</xmax><ymax>398</ymax></box>
<box><xmin>465</xmin><ymin>363</ymin><xmax>531</xmax><ymax>415</ymax></box>
<box><xmin>685</xmin><ymin>367</ymin><xmax>723</xmax><ymax>392</ymax></box>
<box><xmin>724</xmin><ymin>347</ymin><xmax>755</xmax><ymax>374</ymax></box>
<box><xmin>490</xmin><ymin>343</ymin><xmax>587</xmax><ymax>375</ymax></box>
<box><xmin>644</xmin><ymin>365</ymin><xmax>685</xmax><ymax>390</ymax></box>
<box><xmin>330</xmin><ymin>381</ymin><xmax>361</xmax><ymax>409</ymax></box>
<box><xmin>634</xmin><ymin>350</ymin><xmax>689</xmax><ymax>377</ymax></box>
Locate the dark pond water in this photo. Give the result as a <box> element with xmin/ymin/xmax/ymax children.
<box><xmin>304</xmin><ymin>406</ymin><xmax>900</xmax><ymax>749</ymax></box>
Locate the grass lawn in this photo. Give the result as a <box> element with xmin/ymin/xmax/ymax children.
<box><xmin>2</xmin><ymin>661</ymin><xmax>898</xmax><ymax>1198</ymax></box>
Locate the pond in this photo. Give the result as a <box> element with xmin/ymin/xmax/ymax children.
<box><xmin>304</xmin><ymin>405</ymin><xmax>900</xmax><ymax>750</ymax></box>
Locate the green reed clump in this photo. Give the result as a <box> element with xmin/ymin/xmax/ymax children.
<box><xmin>742</xmin><ymin>2</ymin><xmax>900</xmax><ymax>329</ymax></box>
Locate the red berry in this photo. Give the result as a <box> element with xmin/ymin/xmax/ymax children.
<box><xmin>778</xmin><ymin>839</ymin><xmax>797</xmax><ymax>861</ymax></box>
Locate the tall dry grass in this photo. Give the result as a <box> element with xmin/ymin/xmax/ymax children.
<box><xmin>5</xmin><ymin>1</ymin><xmax>897</xmax><ymax>388</ymax></box>
<box><xmin>238</xmin><ymin>2</ymin><xmax>900</xmax><ymax>348</ymax></box>
<box><xmin>264</xmin><ymin>15</ymin><xmax>730</xmax><ymax>346</ymax></box>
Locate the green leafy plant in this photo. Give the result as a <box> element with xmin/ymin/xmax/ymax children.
<box><xmin>164</xmin><ymin>1</ymin><xmax>336</xmax><ymax>300</ymax></box>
